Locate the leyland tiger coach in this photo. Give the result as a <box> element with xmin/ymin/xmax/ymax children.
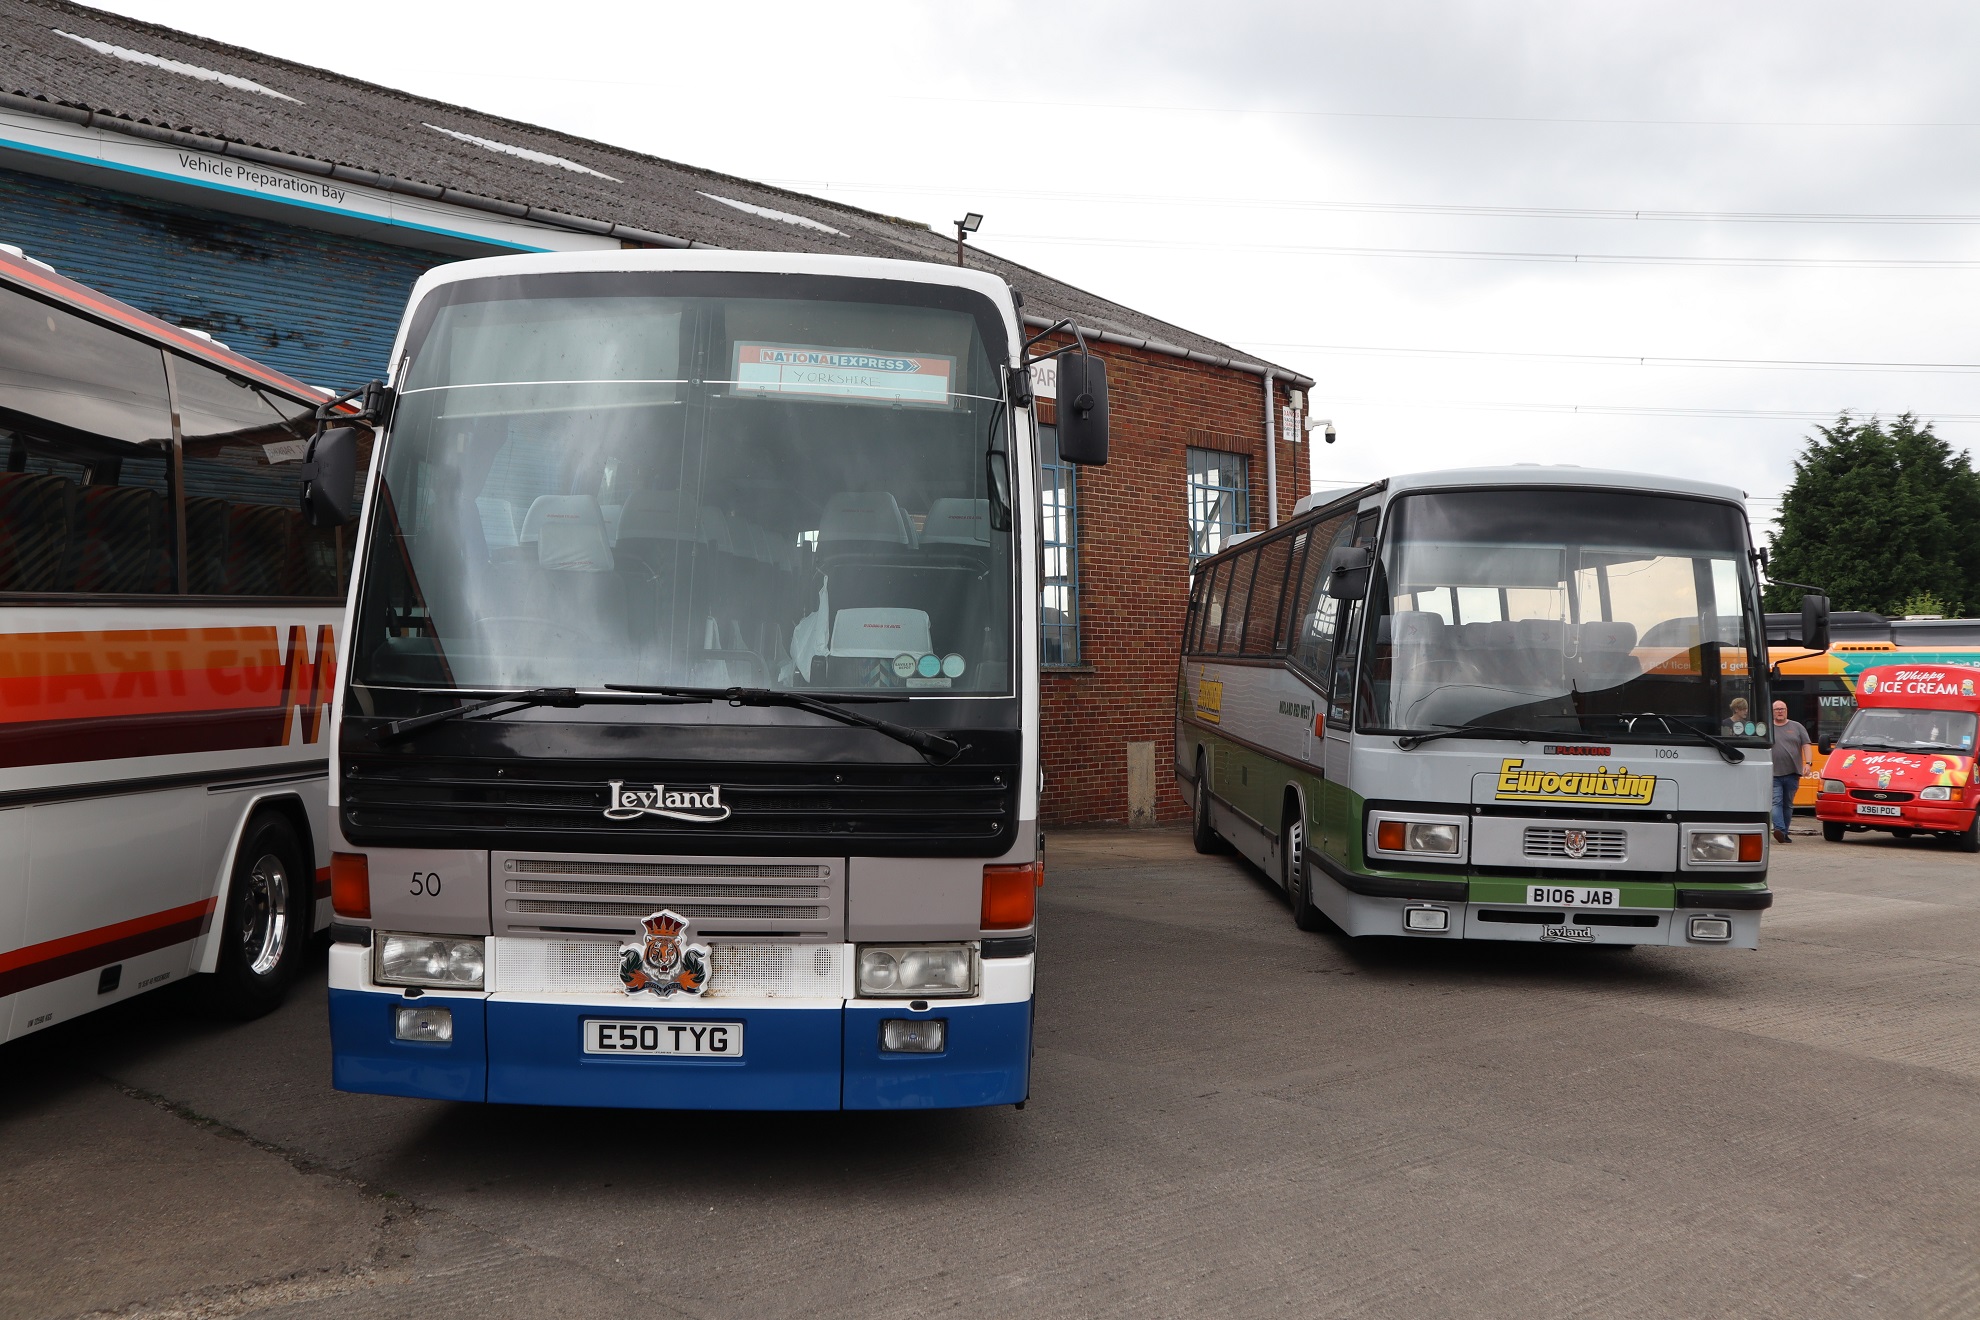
<box><xmin>302</xmin><ymin>250</ymin><xmax>1108</xmax><ymax>1110</ymax></box>
<box><xmin>1179</xmin><ymin>466</ymin><xmax>1828</xmax><ymax>950</ymax></box>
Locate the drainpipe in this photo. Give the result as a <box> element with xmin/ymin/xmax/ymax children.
<box><xmin>1263</xmin><ymin>371</ymin><xmax>1279</xmax><ymax>528</ymax></box>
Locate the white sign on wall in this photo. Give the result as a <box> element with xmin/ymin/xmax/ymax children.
<box><xmin>1030</xmin><ymin>356</ymin><xmax>1057</xmax><ymax>401</ymax></box>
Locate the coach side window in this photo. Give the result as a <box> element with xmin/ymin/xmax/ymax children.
<box><xmin>1195</xmin><ymin>560</ymin><xmax>1229</xmax><ymax>653</ymax></box>
<box><xmin>1287</xmin><ymin>516</ymin><xmax>1353</xmax><ymax>677</ymax></box>
<box><xmin>173</xmin><ymin>356</ymin><xmax>361</xmax><ymax>597</ymax></box>
<box><xmin>0</xmin><ymin>286</ymin><xmax>175</xmax><ymax>594</ymax></box>
<box><xmin>1219</xmin><ymin>547</ymin><xmax>1256</xmax><ymax>654</ymax></box>
<box><xmin>1238</xmin><ymin>532</ymin><xmax>1294</xmax><ymax>655</ymax></box>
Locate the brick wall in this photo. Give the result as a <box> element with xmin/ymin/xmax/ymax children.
<box><xmin>1034</xmin><ymin>334</ymin><xmax>1308</xmax><ymax>825</ymax></box>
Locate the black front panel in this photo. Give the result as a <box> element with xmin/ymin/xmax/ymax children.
<box><xmin>340</xmin><ymin>723</ymin><xmax>1021</xmax><ymax>858</ymax></box>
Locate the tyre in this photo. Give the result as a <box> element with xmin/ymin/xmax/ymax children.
<box><xmin>1822</xmin><ymin>821</ymin><xmax>1845</xmax><ymax>843</ymax></box>
<box><xmin>1284</xmin><ymin>803</ymin><xmax>1326</xmax><ymax>931</ymax></box>
<box><xmin>1191</xmin><ymin>752</ymin><xmax>1225</xmax><ymax>855</ymax></box>
<box><xmin>1957</xmin><ymin>814</ymin><xmax>1980</xmax><ymax>854</ymax></box>
<box><xmin>200</xmin><ymin>813</ymin><xmax>311</xmax><ymax>1020</ymax></box>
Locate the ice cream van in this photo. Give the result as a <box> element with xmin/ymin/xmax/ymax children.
<box><xmin>1815</xmin><ymin>662</ymin><xmax>1980</xmax><ymax>851</ymax></box>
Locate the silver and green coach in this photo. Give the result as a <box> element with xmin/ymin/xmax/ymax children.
<box><xmin>1176</xmin><ymin>465</ymin><xmax>1828</xmax><ymax>949</ymax></box>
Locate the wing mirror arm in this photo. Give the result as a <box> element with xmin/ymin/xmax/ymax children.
<box><xmin>298</xmin><ymin>379</ymin><xmax>390</xmax><ymax>529</ymax></box>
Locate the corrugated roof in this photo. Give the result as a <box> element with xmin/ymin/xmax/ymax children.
<box><xmin>0</xmin><ymin>0</ymin><xmax>1307</xmax><ymax>381</ymax></box>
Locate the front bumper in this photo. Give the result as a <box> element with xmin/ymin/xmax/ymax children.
<box><xmin>327</xmin><ymin>944</ymin><xmax>1032</xmax><ymax>1110</ymax></box>
<box><xmin>1816</xmin><ymin>795</ymin><xmax>1975</xmax><ymax>832</ymax></box>
<box><xmin>1309</xmin><ymin>868</ymin><xmax>1768</xmax><ymax>948</ymax></box>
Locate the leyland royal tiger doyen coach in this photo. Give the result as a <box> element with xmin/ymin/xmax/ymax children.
<box><xmin>297</xmin><ymin>250</ymin><xmax>1110</xmax><ymax>1110</ymax></box>
<box><xmin>1178</xmin><ymin>466</ymin><xmax>1830</xmax><ymax>949</ymax></box>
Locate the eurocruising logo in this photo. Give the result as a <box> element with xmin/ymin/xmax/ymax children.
<box><xmin>603</xmin><ymin>781</ymin><xmax>731</xmax><ymax>823</ymax></box>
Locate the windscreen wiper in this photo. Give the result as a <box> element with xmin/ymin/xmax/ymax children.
<box><xmin>607</xmin><ymin>684</ymin><xmax>967</xmax><ymax>765</ymax></box>
<box><xmin>375</xmin><ymin>686</ymin><xmax>706</xmax><ymax>744</ymax></box>
<box><xmin>1393</xmin><ymin>723</ymin><xmax>1544</xmax><ymax>750</ymax></box>
<box><xmin>1619</xmin><ymin>712</ymin><xmax>1745</xmax><ymax>764</ymax></box>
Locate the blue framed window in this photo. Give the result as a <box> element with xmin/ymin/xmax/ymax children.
<box><xmin>1188</xmin><ymin>447</ymin><xmax>1249</xmax><ymax>562</ymax></box>
<box><xmin>1039</xmin><ymin>424</ymin><xmax>1080</xmax><ymax>666</ymax></box>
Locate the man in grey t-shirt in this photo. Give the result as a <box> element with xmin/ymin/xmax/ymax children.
<box><xmin>1771</xmin><ymin>700</ymin><xmax>1813</xmax><ymax>843</ymax></box>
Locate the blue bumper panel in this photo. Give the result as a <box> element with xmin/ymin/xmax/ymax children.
<box><xmin>843</xmin><ymin>1000</ymin><xmax>1032</xmax><ymax>1110</ymax></box>
<box><xmin>486</xmin><ymin>1001</ymin><xmax>843</xmax><ymax>1110</ymax></box>
<box><xmin>329</xmin><ymin>989</ymin><xmax>488</xmax><ymax>1102</ymax></box>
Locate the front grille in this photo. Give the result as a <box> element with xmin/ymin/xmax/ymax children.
<box><xmin>508</xmin><ymin>899</ymin><xmax>825</xmax><ymax>920</ymax></box>
<box><xmin>1850</xmin><ymin>789</ymin><xmax>1913</xmax><ymax>802</ymax></box>
<box><xmin>494</xmin><ymin>937</ymin><xmax>849</xmax><ymax>999</ymax></box>
<box><xmin>342</xmin><ymin>753</ymin><xmax>1018</xmax><ymax>856</ymax></box>
<box><xmin>494</xmin><ymin>850</ymin><xmax>842</xmax><ymax>938</ymax></box>
<box><xmin>1522</xmin><ymin>826</ymin><xmax>1628</xmax><ymax>861</ymax></box>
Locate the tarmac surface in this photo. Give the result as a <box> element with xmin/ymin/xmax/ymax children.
<box><xmin>5</xmin><ymin>823</ymin><xmax>1978</xmax><ymax>1320</ymax></box>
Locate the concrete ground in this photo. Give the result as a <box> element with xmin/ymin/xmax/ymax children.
<box><xmin>5</xmin><ymin>823</ymin><xmax>1977</xmax><ymax>1320</ymax></box>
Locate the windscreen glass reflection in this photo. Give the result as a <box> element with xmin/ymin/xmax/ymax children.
<box><xmin>353</xmin><ymin>288</ymin><xmax>1013</xmax><ymax>694</ymax></box>
<box><xmin>1362</xmin><ymin>489</ymin><xmax>1761</xmax><ymax>737</ymax></box>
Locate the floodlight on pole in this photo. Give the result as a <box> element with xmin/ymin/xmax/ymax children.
<box><xmin>956</xmin><ymin>212</ymin><xmax>983</xmax><ymax>266</ymax></box>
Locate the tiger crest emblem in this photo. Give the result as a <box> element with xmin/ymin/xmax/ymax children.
<box><xmin>618</xmin><ymin>910</ymin><xmax>710</xmax><ymax>997</ymax></box>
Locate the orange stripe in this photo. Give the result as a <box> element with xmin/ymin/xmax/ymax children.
<box><xmin>0</xmin><ymin>898</ymin><xmax>217</xmax><ymax>977</ymax></box>
<box><xmin>0</xmin><ymin>626</ymin><xmax>333</xmax><ymax>728</ymax></box>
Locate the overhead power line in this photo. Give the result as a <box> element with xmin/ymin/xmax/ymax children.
<box><xmin>990</xmin><ymin>232</ymin><xmax>1980</xmax><ymax>270</ymax></box>
<box><xmin>888</xmin><ymin>92</ymin><xmax>1980</xmax><ymax>131</ymax></box>
<box><xmin>1246</xmin><ymin>342</ymin><xmax>1980</xmax><ymax>374</ymax></box>
<box><xmin>1302</xmin><ymin>397</ymin><xmax>1980</xmax><ymax>424</ymax></box>
<box><xmin>771</xmin><ymin>178</ymin><xmax>1980</xmax><ymax>228</ymax></box>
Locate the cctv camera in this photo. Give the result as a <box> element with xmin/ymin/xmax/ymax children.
<box><xmin>1323</xmin><ymin>425</ymin><xmax>1337</xmax><ymax>445</ymax></box>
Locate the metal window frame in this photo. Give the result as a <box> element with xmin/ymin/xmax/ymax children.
<box><xmin>1187</xmin><ymin>447</ymin><xmax>1250</xmax><ymax>564</ymax></box>
<box><xmin>1039</xmin><ymin>424</ymin><xmax>1081</xmax><ymax>667</ymax></box>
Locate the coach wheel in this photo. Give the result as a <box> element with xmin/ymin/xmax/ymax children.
<box><xmin>1283</xmin><ymin>803</ymin><xmax>1326</xmax><ymax>932</ymax></box>
<box><xmin>1821</xmin><ymin>821</ymin><xmax>1845</xmax><ymax>843</ymax></box>
<box><xmin>201</xmin><ymin>813</ymin><xmax>310</xmax><ymax>1020</ymax></box>
<box><xmin>1191</xmin><ymin>752</ymin><xmax>1225</xmax><ymax>855</ymax></box>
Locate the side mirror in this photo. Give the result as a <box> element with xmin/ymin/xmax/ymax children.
<box><xmin>1799</xmin><ymin>592</ymin><xmax>1831</xmax><ymax>652</ymax></box>
<box><xmin>1329</xmin><ymin>545</ymin><xmax>1375</xmax><ymax>601</ymax></box>
<box><xmin>299</xmin><ymin>426</ymin><xmax>360</xmax><ymax>527</ymax></box>
<box><xmin>1819</xmin><ymin>735</ymin><xmax>1835</xmax><ymax>754</ymax></box>
<box><xmin>1055</xmin><ymin>352</ymin><xmax>1109</xmax><ymax>466</ymax></box>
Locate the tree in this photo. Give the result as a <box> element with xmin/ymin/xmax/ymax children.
<box><xmin>1765</xmin><ymin>413</ymin><xmax>1980</xmax><ymax>616</ymax></box>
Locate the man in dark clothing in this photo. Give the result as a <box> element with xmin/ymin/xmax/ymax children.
<box><xmin>1771</xmin><ymin>699</ymin><xmax>1813</xmax><ymax>843</ymax></box>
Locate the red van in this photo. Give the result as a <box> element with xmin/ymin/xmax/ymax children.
<box><xmin>1815</xmin><ymin>663</ymin><xmax>1980</xmax><ymax>851</ymax></box>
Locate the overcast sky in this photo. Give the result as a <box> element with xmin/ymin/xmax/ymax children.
<box><xmin>83</xmin><ymin>1</ymin><xmax>1980</xmax><ymax>532</ymax></box>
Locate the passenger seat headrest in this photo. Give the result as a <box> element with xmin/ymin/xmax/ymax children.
<box><xmin>615</xmin><ymin>489</ymin><xmax>706</xmax><ymax>544</ymax></box>
<box><xmin>818</xmin><ymin>492</ymin><xmax>913</xmax><ymax>547</ymax></box>
<box><xmin>1391</xmin><ymin>610</ymin><xmax>1451</xmax><ymax>648</ymax></box>
<box><xmin>1579</xmin><ymin>621</ymin><xmax>1638</xmax><ymax>651</ymax></box>
<box><xmin>1516</xmin><ymin>618</ymin><xmax>1566</xmax><ymax>648</ymax></box>
<box><xmin>827</xmin><ymin>607</ymin><xmax>933</xmax><ymax>657</ymax></box>
<box><xmin>523</xmin><ymin>495</ymin><xmax>614</xmax><ymax>573</ymax></box>
<box><xmin>922</xmin><ymin>498</ymin><xmax>991</xmax><ymax>546</ymax></box>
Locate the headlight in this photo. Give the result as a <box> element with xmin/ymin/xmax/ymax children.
<box><xmin>1372</xmin><ymin>816</ymin><xmax>1464</xmax><ymax>856</ymax></box>
<box><xmin>1404</xmin><ymin>822</ymin><xmax>1461</xmax><ymax>854</ymax></box>
<box><xmin>1821</xmin><ymin>779</ymin><xmax>1846</xmax><ymax>795</ymax></box>
<box><xmin>857</xmin><ymin>944</ymin><xmax>975</xmax><ymax>998</ymax></box>
<box><xmin>1921</xmin><ymin>785</ymin><xmax>1952</xmax><ymax>801</ymax></box>
<box><xmin>1688</xmin><ymin>831</ymin><xmax>1764</xmax><ymax>864</ymax></box>
<box><xmin>1689</xmin><ymin>832</ymin><xmax>1738</xmax><ymax>863</ymax></box>
<box><xmin>376</xmin><ymin>934</ymin><xmax>485</xmax><ymax>989</ymax></box>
